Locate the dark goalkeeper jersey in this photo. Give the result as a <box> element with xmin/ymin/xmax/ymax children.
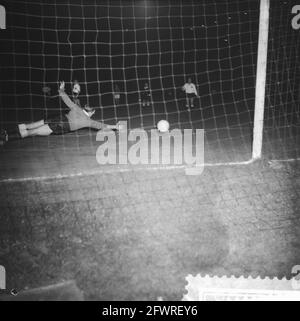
<box><xmin>58</xmin><ymin>89</ymin><xmax>104</xmax><ymax>131</ymax></box>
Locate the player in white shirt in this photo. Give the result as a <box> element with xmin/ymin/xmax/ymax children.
<box><xmin>182</xmin><ymin>77</ymin><xmax>199</xmax><ymax>108</ymax></box>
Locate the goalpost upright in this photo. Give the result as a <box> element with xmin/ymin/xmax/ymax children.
<box><xmin>252</xmin><ymin>0</ymin><xmax>270</xmax><ymax>160</ymax></box>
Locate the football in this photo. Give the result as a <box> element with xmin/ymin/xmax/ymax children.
<box><xmin>157</xmin><ymin>120</ymin><xmax>170</xmax><ymax>133</ymax></box>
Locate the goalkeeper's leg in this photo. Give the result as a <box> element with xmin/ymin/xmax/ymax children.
<box><xmin>14</xmin><ymin>120</ymin><xmax>47</xmax><ymax>137</ymax></box>
<box><xmin>190</xmin><ymin>97</ymin><xmax>194</xmax><ymax>108</ymax></box>
<box><xmin>15</xmin><ymin>120</ymin><xmax>52</xmax><ymax>138</ymax></box>
<box><xmin>27</xmin><ymin>125</ymin><xmax>53</xmax><ymax>136</ymax></box>
<box><xmin>24</xmin><ymin>120</ymin><xmax>45</xmax><ymax>130</ymax></box>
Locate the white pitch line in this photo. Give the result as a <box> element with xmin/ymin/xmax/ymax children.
<box><xmin>268</xmin><ymin>158</ymin><xmax>300</xmax><ymax>163</ymax></box>
<box><xmin>0</xmin><ymin>158</ymin><xmax>253</xmax><ymax>183</ymax></box>
<box><xmin>0</xmin><ymin>158</ymin><xmax>299</xmax><ymax>184</ymax></box>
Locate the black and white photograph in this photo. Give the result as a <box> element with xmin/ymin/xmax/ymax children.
<box><xmin>0</xmin><ymin>0</ymin><xmax>300</xmax><ymax>306</ymax></box>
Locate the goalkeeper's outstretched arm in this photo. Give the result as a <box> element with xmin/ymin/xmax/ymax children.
<box><xmin>58</xmin><ymin>81</ymin><xmax>78</xmax><ymax>110</ymax></box>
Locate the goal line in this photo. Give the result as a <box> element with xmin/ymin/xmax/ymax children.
<box><xmin>2</xmin><ymin>157</ymin><xmax>300</xmax><ymax>184</ymax></box>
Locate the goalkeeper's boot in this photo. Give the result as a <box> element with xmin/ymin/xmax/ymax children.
<box><xmin>18</xmin><ymin>124</ymin><xmax>29</xmax><ymax>138</ymax></box>
<box><xmin>0</xmin><ymin>130</ymin><xmax>8</xmax><ymax>146</ymax></box>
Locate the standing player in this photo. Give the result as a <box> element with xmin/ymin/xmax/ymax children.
<box><xmin>70</xmin><ymin>79</ymin><xmax>95</xmax><ymax>114</ymax></box>
<box><xmin>182</xmin><ymin>77</ymin><xmax>199</xmax><ymax>109</ymax></box>
<box><xmin>140</xmin><ymin>82</ymin><xmax>151</xmax><ymax>107</ymax></box>
<box><xmin>113</xmin><ymin>84</ymin><xmax>121</xmax><ymax>106</ymax></box>
<box><xmin>0</xmin><ymin>81</ymin><xmax>122</xmax><ymax>145</ymax></box>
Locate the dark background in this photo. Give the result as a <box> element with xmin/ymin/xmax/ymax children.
<box><xmin>0</xmin><ymin>0</ymin><xmax>299</xmax><ymax>130</ymax></box>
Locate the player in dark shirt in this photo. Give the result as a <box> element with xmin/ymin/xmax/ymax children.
<box><xmin>140</xmin><ymin>82</ymin><xmax>151</xmax><ymax>107</ymax></box>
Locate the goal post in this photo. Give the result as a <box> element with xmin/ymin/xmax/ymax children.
<box><xmin>252</xmin><ymin>0</ymin><xmax>270</xmax><ymax>160</ymax></box>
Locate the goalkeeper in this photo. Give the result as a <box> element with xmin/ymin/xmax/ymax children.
<box><xmin>0</xmin><ymin>81</ymin><xmax>122</xmax><ymax>145</ymax></box>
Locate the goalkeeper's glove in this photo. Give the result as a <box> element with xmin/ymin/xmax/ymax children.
<box><xmin>59</xmin><ymin>81</ymin><xmax>65</xmax><ymax>91</ymax></box>
<box><xmin>116</xmin><ymin>121</ymin><xmax>125</xmax><ymax>131</ymax></box>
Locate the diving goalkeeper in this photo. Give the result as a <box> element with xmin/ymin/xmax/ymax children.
<box><xmin>0</xmin><ymin>81</ymin><xmax>122</xmax><ymax>145</ymax></box>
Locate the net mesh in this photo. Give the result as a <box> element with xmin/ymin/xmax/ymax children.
<box><xmin>0</xmin><ymin>0</ymin><xmax>299</xmax><ymax>163</ymax></box>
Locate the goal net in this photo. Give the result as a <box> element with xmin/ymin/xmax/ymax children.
<box><xmin>0</xmin><ymin>0</ymin><xmax>299</xmax><ymax>164</ymax></box>
<box><xmin>264</xmin><ymin>0</ymin><xmax>300</xmax><ymax>161</ymax></box>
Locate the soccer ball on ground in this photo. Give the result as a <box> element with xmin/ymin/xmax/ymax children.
<box><xmin>157</xmin><ymin>120</ymin><xmax>170</xmax><ymax>133</ymax></box>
